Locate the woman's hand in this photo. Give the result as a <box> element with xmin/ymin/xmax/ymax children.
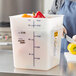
<box><xmin>72</xmin><ymin>35</ymin><xmax>76</xmax><ymax>42</ymax></box>
<box><xmin>62</xmin><ymin>26</ymin><xmax>67</xmax><ymax>38</ymax></box>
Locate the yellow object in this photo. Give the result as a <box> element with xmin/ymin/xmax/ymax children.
<box><xmin>54</xmin><ymin>31</ymin><xmax>58</xmax><ymax>37</ymax></box>
<box><xmin>22</xmin><ymin>14</ymin><xmax>32</xmax><ymax>18</ymax></box>
<box><xmin>67</xmin><ymin>43</ymin><xmax>76</xmax><ymax>55</ymax></box>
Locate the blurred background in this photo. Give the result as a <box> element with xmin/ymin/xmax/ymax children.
<box><xmin>0</xmin><ymin>0</ymin><xmax>54</xmax><ymax>23</ymax></box>
<box><xmin>0</xmin><ymin>0</ymin><xmax>54</xmax><ymax>50</ymax></box>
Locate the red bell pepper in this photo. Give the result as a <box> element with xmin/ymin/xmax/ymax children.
<box><xmin>33</xmin><ymin>11</ymin><xmax>45</xmax><ymax>18</ymax></box>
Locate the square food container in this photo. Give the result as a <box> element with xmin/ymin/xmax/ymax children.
<box><xmin>10</xmin><ymin>14</ymin><xmax>63</xmax><ymax>70</ymax></box>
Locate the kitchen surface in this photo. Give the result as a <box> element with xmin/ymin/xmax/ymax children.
<box><xmin>0</xmin><ymin>0</ymin><xmax>76</xmax><ymax>76</ymax></box>
<box><xmin>0</xmin><ymin>50</ymin><xmax>76</xmax><ymax>76</ymax></box>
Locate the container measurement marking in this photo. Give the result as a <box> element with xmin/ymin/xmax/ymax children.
<box><xmin>28</xmin><ymin>19</ymin><xmax>31</xmax><ymax>21</ymax></box>
<box><xmin>33</xmin><ymin>20</ymin><xmax>35</xmax><ymax>28</ymax></box>
<box><xmin>28</xmin><ymin>38</ymin><xmax>33</xmax><ymax>40</ymax></box>
<box><xmin>34</xmin><ymin>35</ymin><xmax>41</xmax><ymax>37</ymax></box>
<box><xmin>28</xmin><ymin>20</ymin><xmax>41</xmax><ymax>28</ymax></box>
<box><xmin>18</xmin><ymin>32</ymin><xmax>26</xmax><ymax>34</ymax></box>
<box><xmin>36</xmin><ymin>20</ymin><xmax>41</xmax><ymax>22</ymax></box>
<box><xmin>34</xmin><ymin>58</ymin><xmax>40</xmax><ymax>59</ymax></box>
<box><xmin>34</xmin><ymin>46</ymin><xmax>40</xmax><ymax>48</ymax></box>
<box><xmin>28</xmin><ymin>32</ymin><xmax>40</xmax><ymax>66</ymax></box>
<box><xmin>29</xmin><ymin>53</ymin><xmax>34</xmax><ymax>55</ymax></box>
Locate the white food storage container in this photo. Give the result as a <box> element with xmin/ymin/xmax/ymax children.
<box><xmin>10</xmin><ymin>14</ymin><xmax>63</xmax><ymax>70</ymax></box>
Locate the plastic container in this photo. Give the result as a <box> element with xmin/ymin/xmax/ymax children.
<box><xmin>10</xmin><ymin>14</ymin><xmax>63</xmax><ymax>70</ymax></box>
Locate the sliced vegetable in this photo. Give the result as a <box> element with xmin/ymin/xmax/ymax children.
<box><xmin>22</xmin><ymin>14</ymin><xmax>32</xmax><ymax>18</ymax></box>
<box><xmin>33</xmin><ymin>11</ymin><xmax>45</xmax><ymax>18</ymax></box>
<box><xmin>22</xmin><ymin>11</ymin><xmax>45</xmax><ymax>18</ymax></box>
<box><xmin>67</xmin><ymin>43</ymin><xmax>76</xmax><ymax>55</ymax></box>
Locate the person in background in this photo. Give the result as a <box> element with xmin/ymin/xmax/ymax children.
<box><xmin>49</xmin><ymin>0</ymin><xmax>76</xmax><ymax>52</ymax></box>
<box><xmin>48</xmin><ymin>0</ymin><xmax>64</xmax><ymax>14</ymax></box>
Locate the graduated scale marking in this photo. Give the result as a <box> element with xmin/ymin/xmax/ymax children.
<box><xmin>27</xmin><ymin>19</ymin><xmax>41</xmax><ymax>66</ymax></box>
<box><xmin>28</xmin><ymin>32</ymin><xmax>41</xmax><ymax>66</ymax></box>
<box><xmin>28</xmin><ymin>19</ymin><xmax>41</xmax><ymax>28</ymax></box>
